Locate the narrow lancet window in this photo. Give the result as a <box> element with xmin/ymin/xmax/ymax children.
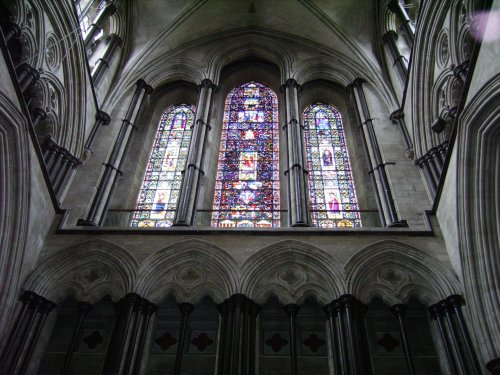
<box><xmin>304</xmin><ymin>103</ymin><xmax>362</xmax><ymax>227</ymax></box>
<box><xmin>212</xmin><ymin>81</ymin><xmax>280</xmax><ymax>228</ymax></box>
<box><xmin>132</xmin><ymin>104</ymin><xmax>195</xmax><ymax>227</ymax></box>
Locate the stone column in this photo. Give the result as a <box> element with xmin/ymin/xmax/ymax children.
<box><xmin>78</xmin><ymin>79</ymin><xmax>152</xmax><ymax>226</ymax></box>
<box><xmin>284</xmin><ymin>304</ymin><xmax>300</xmax><ymax>375</ymax></box>
<box><xmin>391</xmin><ymin>304</ymin><xmax>415</xmax><ymax>375</ymax></box>
<box><xmin>383</xmin><ymin>30</ymin><xmax>408</xmax><ymax>84</ymax></box>
<box><xmin>92</xmin><ymin>33</ymin><xmax>123</xmax><ymax>87</ymax></box>
<box><xmin>173</xmin><ymin>79</ymin><xmax>216</xmax><ymax>226</ymax></box>
<box><xmin>60</xmin><ymin>302</ymin><xmax>93</xmax><ymax>375</ymax></box>
<box><xmin>350</xmin><ymin>79</ymin><xmax>406</xmax><ymax>227</ymax></box>
<box><xmin>324</xmin><ymin>302</ymin><xmax>342</xmax><ymax>375</ymax></box>
<box><xmin>217</xmin><ymin>294</ymin><xmax>260</xmax><ymax>375</ymax></box>
<box><xmin>173</xmin><ymin>303</ymin><xmax>195</xmax><ymax>375</ymax></box>
<box><xmin>389</xmin><ymin>110</ymin><xmax>414</xmax><ymax>158</ymax></box>
<box><xmin>83</xmin><ymin>3</ymin><xmax>117</xmax><ymax>49</ymax></box>
<box><xmin>84</xmin><ymin>110</ymin><xmax>111</xmax><ymax>157</ymax></box>
<box><xmin>388</xmin><ymin>0</ymin><xmax>415</xmax><ymax>47</ymax></box>
<box><xmin>281</xmin><ymin>78</ymin><xmax>310</xmax><ymax>226</ymax></box>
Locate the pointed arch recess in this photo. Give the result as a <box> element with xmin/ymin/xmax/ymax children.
<box><xmin>135</xmin><ymin>239</ymin><xmax>239</xmax><ymax>304</ymax></box>
<box><xmin>23</xmin><ymin>239</ymin><xmax>138</xmax><ymax>303</ymax></box>
<box><xmin>345</xmin><ymin>240</ymin><xmax>460</xmax><ymax>305</ymax></box>
<box><xmin>240</xmin><ymin>240</ymin><xmax>346</xmax><ymax>305</ymax></box>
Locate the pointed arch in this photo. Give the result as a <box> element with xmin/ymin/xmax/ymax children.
<box><xmin>135</xmin><ymin>239</ymin><xmax>239</xmax><ymax>304</ymax></box>
<box><xmin>345</xmin><ymin>240</ymin><xmax>460</xmax><ymax>305</ymax></box>
<box><xmin>240</xmin><ymin>240</ymin><xmax>346</xmax><ymax>304</ymax></box>
<box><xmin>23</xmin><ymin>239</ymin><xmax>138</xmax><ymax>303</ymax></box>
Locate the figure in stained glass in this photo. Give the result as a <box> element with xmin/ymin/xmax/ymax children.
<box><xmin>212</xmin><ymin>81</ymin><xmax>280</xmax><ymax>227</ymax></box>
<box><xmin>131</xmin><ymin>104</ymin><xmax>195</xmax><ymax>227</ymax></box>
<box><xmin>304</xmin><ymin>103</ymin><xmax>362</xmax><ymax>228</ymax></box>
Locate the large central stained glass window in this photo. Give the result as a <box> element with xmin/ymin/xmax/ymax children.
<box><xmin>131</xmin><ymin>104</ymin><xmax>195</xmax><ymax>227</ymax></box>
<box><xmin>212</xmin><ymin>81</ymin><xmax>280</xmax><ymax>228</ymax></box>
<box><xmin>304</xmin><ymin>103</ymin><xmax>361</xmax><ymax>228</ymax></box>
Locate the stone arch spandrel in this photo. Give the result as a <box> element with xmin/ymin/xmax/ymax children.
<box><xmin>135</xmin><ymin>239</ymin><xmax>239</xmax><ymax>305</ymax></box>
<box><xmin>23</xmin><ymin>239</ymin><xmax>138</xmax><ymax>304</ymax></box>
<box><xmin>240</xmin><ymin>240</ymin><xmax>346</xmax><ymax>305</ymax></box>
<box><xmin>345</xmin><ymin>240</ymin><xmax>460</xmax><ymax>306</ymax></box>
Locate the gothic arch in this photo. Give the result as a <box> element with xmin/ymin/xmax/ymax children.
<box><xmin>240</xmin><ymin>240</ymin><xmax>346</xmax><ymax>305</ymax></box>
<box><xmin>292</xmin><ymin>57</ymin><xmax>356</xmax><ymax>87</ymax></box>
<box><xmin>135</xmin><ymin>239</ymin><xmax>238</xmax><ymax>304</ymax></box>
<box><xmin>23</xmin><ymin>239</ymin><xmax>138</xmax><ymax>304</ymax></box>
<box><xmin>345</xmin><ymin>240</ymin><xmax>460</xmax><ymax>305</ymax></box>
<box><xmin>0</xmin><ymin>93</ymin><xmax>31</xmax><ymax>339</ymax></box>
<box><xmin>457</xmin><ymin>75</ymin><xmax>500</xmax><ymax>361</ymax></box>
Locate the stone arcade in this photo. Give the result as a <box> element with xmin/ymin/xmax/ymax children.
<box><xmin>0</xmin><ymin>0</ymin><xmax>499</xmax><ymax>374</ymax></box>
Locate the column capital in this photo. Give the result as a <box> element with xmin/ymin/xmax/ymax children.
<box><xmin>280</xmin><ymin>78</ymin><xmax>301</xmax><ymax>92</ymax></box>
<box><xmin>20</xmin><ymin>291</ymin><xmax>39</xmax><ymax>304</ymax></box>
<box><xmin>96</xmin><ymin>110</ymin><xmax>111</xmax><ymax>125</ymax></box>
<box><xmin>38</xmin><ymin>297</ymin><xmax>57</xmax><ymax>314</ymax></box>
<box><xmin>431</xmin><ymin>117</ymin><xmax>447</xmax><ymax>133</ymax></box>
<box><xmin>32</xmin><ymin>107</ymin><xmax>47</xmax><ymax>120</ymax></box>
<box><xmin>447</xmin><ymin>294</ymin><xmax>465</xmax><ymax>308</ymax></box>
<box><xmin>383</xmin><ymin>29</ymin><xmax>399</xmax><ymax>43</ymax></box>
<box><xmin>486</xmin><ymin>358</ymin><xmax>500</xmax><ymax>375</ymax></box>
<box><xmin>390</xmin><ymin>304</ymin><xmax>407</xmax><ymax>317</ymax></box>
<box><xmin>106</xmin><ymin>33</ymin><xmax>123</xmax><ymax>47</ymax></box>
<box><xmin>453</xmin><ymin>60</ymin><xmax>470</xmax><ymax>81</ymax></box>
<box><xmin>388</xmin><ymin>0</ymin><xmax>402</xmax><ymax>14</ymax></box>
<box><xmin>323</xmin><ymin>302</ymin><xmax>337</xmax><ymax>318</ymax></box>
<box><xmin>390</xmin><ymin>109</ymin><xmax>404</xmax><ymax>122</ymax></box>
<box><xmin>429</xmin><ymin>303</ymin><xmax>444</xmax><ymax>319</ymax></box>
<box><xmin>179</xmin><ymin>302</ymin><xmax>195</xmax><ymax>316</ymax></box>
<box><xmin>340</xmin><ymin>294</ymin><xmax>359</xmax><ymax>307</ymax></box>
<box><xmin>135</xmin><ymin>79</ymin><xmax>153</xmax><ymax>94</ymax></box>
<box><xmin>198</xmin><ymin>78</ymin><xmax>218</xmax><ymax>91</ymax></box>
<box><xmin>284</xmin><ymin>303</ymin><xmax>300</xmax><ymax>316</ymax></box>
<box><xmin>78</xmin><ymin>301</ymin><xmax>94</xmax><ymax>314</ymax></box>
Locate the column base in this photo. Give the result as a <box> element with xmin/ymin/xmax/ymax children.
<box><xmin>388</xmin><ymin>220</ymin><xmax>408</xmax><ymax>228</ymax></box>
<box><xmin>172</xmin><ymin>222</ymin><xmax>191</xmax><ymax>227</ymax></box>
<box><xmin>487</xmin><ymin>358</ymin><xmax>500</xmax><ymax>375</ymax></box>
<box><xmin>76</xmin><ymin>219</ymin><xmax>98</xmax><ymax>226</ymax></box>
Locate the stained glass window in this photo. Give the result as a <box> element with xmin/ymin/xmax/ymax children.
<box><xmin>131</xmin><ymin>104</ymin><xmax>195</xmax><ymax>227</ymax></box>
<box><xmin>212</xmin><ymin>81</ymin><xmax>280</xmax><ymax>228</ymax></box>
<box><xmin>304</xmin><ymin>103</ymin><xmax>362</xmax><ymax>227</ymax></box>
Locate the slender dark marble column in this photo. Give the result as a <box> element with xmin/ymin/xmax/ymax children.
<box><xmin>341</xmin><ymin>295</ymin><xmax>361</xmax><ymax>375</ymax></box>
<box><xmin>430</xmin><ymin>304</ymin><xmax>458</xmax><ymax>375</ymax></box>
<box><xmin>78</xmin><ymin>79</ymin><xmax>152</xmax><ymax>226</ymax></box>
<box><xmin>31</xmin><ymin>108</ymin><xmax>47</xmax><ymax>129</ymax></box>
<box><xmin>0</xmin><ymin>292</ymin><xmax>38</xmax><ymax>372</ymax></box>
<box><xmin>102</xmin><ymin>293</ymin><xmax>142</xmax><ymax>375</ymax></box>
<box><xmin>447</xmin><ymin>295</ymin><xmax>482</xmax><ymax>375</ymax></box>
<box><xmin>83</xmin><ymin>3</ymin><xmax>117</xmax><ymax>49</ymax></box>
<box><xmin>453</xmin><ymin>60</ymin><xmax>470</xmax><ymax>83</ymax></box>
<box><xmin>324</xmin><ymin>303</ymin><xmax>341</xmax><ymax>375</ymax></box>
<box><xmin>173</xmin><ymin>303</ymin><xmax>195</xmax><ymax>375</ymax></box>
<box><xmin>334</xmin><ymin>300</ymin><xmax>349</xmax><ymax>375</ymax></box>
<box><xmin>60</xmin><ymin>302</ymin><xmax>93</xmax><ymax>375</ymax></box>
<box><xmin>383</xmin><ymin>30</ymin><xmax>408</xmax><ymax>84</ymax></box>
<box><xmin>281</xmin><ymin>78</ymin><xmax>310</xmax><ymax>226</ymax></box>
<box><xmin>3</xmin><ymin>22</ymin><xmax>21</xmax><ymax>43</ymax></box>
<box><xmin>84</xmin><ymin>110</ymin><xmax>111</xmax><ymax>156</ymax></box>
<box><xmin>174</xmin><ymin>79</ymin><xmax>217</xmax><ymax>226</ymax></box>
<box><xmin>284</xmin><ymin>304</ymin><xmax>300</xmax><ymax>375</ymax></box>
<box><xmin>391</xmin><ymin>304</ymin><xmax>415</xmax><ymax>375</ymax></box>
<box><xmin>487</xmin><ymin>358</ymin><xmax>500</xmax><ymax>375</ymax></box>
<box><xmin>217</xmin><ymin>295</ymin><xmax>260</xmax><ymax>375</ymax></box>
<box><xmin>92</xmin><ymin>34</ymin><xmax>123</xmax><ymax>87</ymax></box>
<box><xmin>16</xmin><ymin>63</ymin><xmax>40</xmax><ymax>94</ymax></box>
<box><xmin>388</xmin><ymin>0</ymin><xmax>415</xmax><ymax>47</ymax></box>
<box><xmin>389</xmin><ymin>109</ymin><xmax>414</xmax><ymax>158</ymax></box>
<box><xmin>350</xmin><ymin>79</ymin><xmax>406</xmax><ymax>227</ymax></box>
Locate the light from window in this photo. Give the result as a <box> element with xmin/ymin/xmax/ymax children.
<box><xmin>212</xmin><ymin>81</ymin><xmax>280</xmax><ymax>228</ymax></box>
<box><xmin>304</xmin><ymin>103</ymin><xmax>361</xmax><ymax>228</ymax></box>
<box><xmin>131</xmin><ymin>104</ymin><xmax>195</xmax><ymax>227</ymax></box>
